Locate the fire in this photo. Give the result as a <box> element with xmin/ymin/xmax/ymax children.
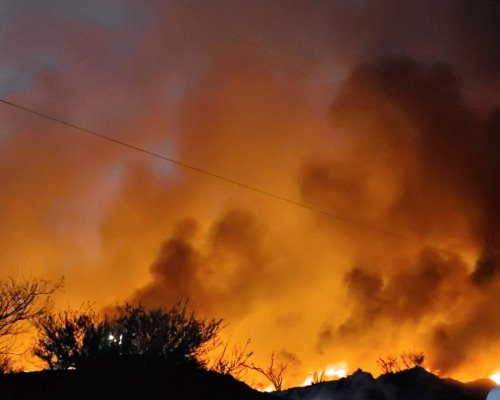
<box><xmin>490</xmin><ymin>372</ymin><xmax>500</xmax><ymax>385</ymax></box>
<box><xmin>302</xmin><ymin>362</ymin><xmax>348</xmax><ymax>386</ymax></box>
<box><xmin>258</xmin><ymin>385</ymin><xmax>275</xmax><ymax>393</ymax></box>
<box><xmin>325</xmin><ymin>363</ymin><xmax>348</xmax><ymax>378</ymax></box>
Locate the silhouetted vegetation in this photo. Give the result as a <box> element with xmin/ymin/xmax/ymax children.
<box><xmin>377</xmin><ymin>351</ymin><xmax>425</xmax><ymax>374</ymax></box>
<box><xmin>0</xmin><ymin>276</ymin><xmax>62</xmax><ymax>357</ymax></box>
<box><xmin>211</xmin><ymin>338</ymin><xmax>254</xmax><ymax>378</ymax></box>
<box><xmin>400</xmin><ymin>351</ymin><xmax>425</xmax><ymax>369</ymax></box>
<box><xmin>247</xmin><ymin>351</ymin><xmax>295</xmax><ymax>391</ymax></box>
<box><xmin>33</xmin><ymin>302</ymin><xmax>223</xmax><ymax>370</ymax></box>
<box><xmin>32</xmin><ymin>306</ymin><xmax>104</xmax><ymax>370</ymax></box>
<box><xmin>311</xmin><ymin>369</ymin><xmax>327</xmax><ymax>384</ymax></box>
<box><xmin>0</xmin><ymin>354</ymin><xmax>13</xmax><ymax>374</ymax></box>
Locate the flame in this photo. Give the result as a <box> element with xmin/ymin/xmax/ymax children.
<box><xmin>325</xmin><ymin>363</ymin><xmax>348</xmax><ymax>378</ymax></box>
<box><xmin>490</xmin><ymin>372</ymin><xmax>500</xmax><ymax>385</ymax></box>
<box><xmin>302</xmin><ymin>376</ymin><xmax>314</xmax><ymax>387</ymax></box>
<box><xmin>302</xmin><ymin>362</ymin><xmax>348</xmax><ymax>386</ymax></box>
<box><xmin>258</xmin><ymin>385</ymin><xmax>275</xmax><ymax>393</ymax></box>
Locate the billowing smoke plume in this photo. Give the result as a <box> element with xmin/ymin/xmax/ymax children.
<box><xmin>1</xmin><ymin>0</ymin><xmax>499</xmax><ymax>382</ymax></box>
<box><xmin>133</xmin><ymin>210</ymin><xmax>288</xmax><ymax>318</ymax></box>
<box><xmin>301</xmin><ymin>57</ymin><xmax>500</xmax><ymax>373</ymax></box>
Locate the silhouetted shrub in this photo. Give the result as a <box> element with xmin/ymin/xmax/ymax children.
<box><xmin>33</xmin><ymin>302</ymin><xmax>222</xmax><ymax>370</ymax></box>
<box><xmin>109</xmin><ymin>303</ymin><xmax>222</xmax><ymax>367</ymax></box>
<box><xmin>33</xmin><ymin>307</ymin><xmax>109</xmax><ymax>370</ymax></box>
<box><xmin>0</xmin><ymin>277</ymin><xmax>62</xmax><ymax>355</ymax></box>
<box><xmin>377</xmin><ymin>351</ymin><xmax>425</xmax><ymax>374</ymax></box>
<box><xmin>0</xmin><ymin>355</ymin><xmax>14</xmax><ymax>374</ymax></box>
<box><xmin>246</xmin><ymin>351</ymin><xmax>296</xmax><ymax>391</ymax></box>
<box><xmin>211</xmin><ymin>338</ymin><xmax>253</xmax><ymax>378</ymax></box>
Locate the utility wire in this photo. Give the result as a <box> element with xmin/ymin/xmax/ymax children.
<box><xmin>169</xmin><ymin>1</ymin><xmax>471</xmax><ymax>259</ymax></box>
<box><xmin>176</xmin><ymin>0</ymin><xmax>308</xmax><ymax>78</ymax></box>
<box><xmin>0</xmin><ymin>98</ymin><xmax>459</xmax><ymax>258</ymax></box>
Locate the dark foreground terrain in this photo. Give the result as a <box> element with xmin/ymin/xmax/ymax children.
<box><xmin>280</xmin><ymin>367</ymin><xmax>495</xmax><ymax>400</ymax></box>
<box><xmin>0</xmin><ymin>363</ymin><xmax>495</xmax><ymax>400</ymax></box>
<box><xmin>0</xmin><ymin>359</ymin><xmax>275</xmax><ymax>400</ymax></box>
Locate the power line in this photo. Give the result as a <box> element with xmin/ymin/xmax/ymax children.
<box><xmin>0</xmin><ymin>98</ymin><xmax>459</xmax><ymax>258</ymax></box>
<box><xmin>168</xmin><ymin>2</ymin><xmax>472</xmax><ymax>259</ymax></box>
<box><xmin>175</xmin><ymin>0</ymin><xmax>308</xmax><ymax>78</ymax></box>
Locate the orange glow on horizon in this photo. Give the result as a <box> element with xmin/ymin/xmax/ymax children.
<box><xmin>490</xmin><ymin>372</ymin><xmax>500</xmax><ymax>385</ymax></box>
<box><xmin>302</xmin><ymin>362</ymin><xmax>348</xmax><ymax>387</ymax></box>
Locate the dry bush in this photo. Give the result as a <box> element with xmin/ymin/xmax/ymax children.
<box><xmin>211</xmin><ymin>338</ymin><xmax>253</xmax><ymax>378</ymax></box>
<box><xmin>378</xmin><ymin>351</ymin><xmax>425</xmax><ymax>374</ymax></box>
<box><xmin>246</xmin><ymin>351</ymin><xmax>296</xmax><ymax>391</ymax></box>
<box><xmin>33</xmin><ymin>301</ymin><xmax>223</xmax><ymax>370</ymax></box>
<box><xmin>0</xmin><ymin>276</ymin><xmax>62</xmax><ymax>355</ymax></box>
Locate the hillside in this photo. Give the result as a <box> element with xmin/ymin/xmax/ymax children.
<box><xmin>0</xmin><ymin>360</ymin><xmax>276</xmax><ymax>400</ymax></box>
<box><xmin>0</xmin><ymin>364</ymin><xmax>496</xmax><ymax>400</ymax></box>
<box><xmin>279</xmin><ymin>367</ymin><xmax>495</xmax><ymax>400</ymax></box>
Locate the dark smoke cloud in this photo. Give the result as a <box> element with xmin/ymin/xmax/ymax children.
<box><xmin>133</xmin><ymin>209</ymin><xmax>289</xmax><ymax>319</ymax></box>
<box><xmin>303</xmin><ymin>57</ymin><xmax>500</xmax><ymax>373</ymax></box>
<box><xmin>457</xmin><ymin>0</ymin><xmax>500</xmax><ymax>78</ymax></box>
<box><xmin>339</xmin><ymin>250</ymin><xmax>470</xmax><ymax>332</ymax></box>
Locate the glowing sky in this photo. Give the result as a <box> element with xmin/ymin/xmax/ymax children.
<box><xmin>1</xmin><ymin>0</ymin><xmax>500</xmax><ymax>387</ymax></box>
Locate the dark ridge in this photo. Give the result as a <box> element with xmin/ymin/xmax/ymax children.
<box><xmin>278</xmin><ymin>367</ymin><xmax>492</xmax><ymax>400</ymax></box>
<box><xmin>0</xmin><ymin>359</ymin><xmax>277</xmax><ymax>400</ymax></box>
<box><xmin>378</xmin><ymin>366</ymin><xmax>488</xmax><ymax>400</ymax></box>
<box><xmin>464</xmin><ymin>378</ymin><xmax>497</xmax><ymax>394</ymax></box>
<box><xmin>0</xmin><ymin>363</ymin><xmax>494</xmax><ymax>400</ymax></box>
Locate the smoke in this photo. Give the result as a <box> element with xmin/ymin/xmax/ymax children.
<box><xmin>301</xmin><ymin>57</ymin><xmax>500</xmax><ymax>374</ymax></box>
<box><xmin>132</xmin><ymin>210</ymin><xmax>288</xmax><ymax>318</ymax></box>
<box><xmin>1</xmin><ymin>0</ymin><xmax>500</xmax><ymax>382</ymax></box>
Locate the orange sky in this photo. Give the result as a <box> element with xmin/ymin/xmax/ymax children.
<box><xmin>1</xmin><ymin>0</ymin><xmax>500</xmax><ymax>388</ymax></box>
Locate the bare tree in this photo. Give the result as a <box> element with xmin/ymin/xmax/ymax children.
<box><xmin>246</xmin><ymin>351</ymin><xmax>294</xmax><ymax>391</ymax></box>
<box><xmin>211</xmin><ymin>338</ymin><xmax>253</xmax><ymax>379</ymax></box>
<box><xmin>0</xmin><ymin>277</ymin><xmax>62</xmax><ymax>355</ymax></box>
<box><xmin>377</xmin><ymin>354</ymin><xmax>400</xmax><ymax>374</ymax></box>
<box><xmin>400</xmin><ymin>351</ymin><xmax>425</xmax><ymax>369</ymax></box>
<box><xmin>311</xmin><ymin>369</ymin><xmax>326</xmax><ymax>384</ymax></box>
<box><xmin>378</xmin><ymin>351</ymin><xmax>425</xmax><ymax>374</ymax></box>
